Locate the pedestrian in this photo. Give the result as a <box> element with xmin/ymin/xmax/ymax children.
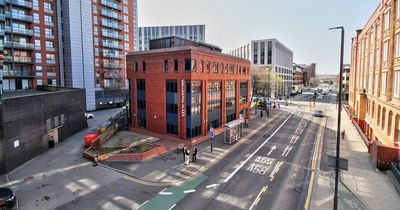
<box><xmin>244</xmin><ymin>118</ymin><xmax>248</xmax><ymax>128</ymax></box>
<box><xmin>192</xmin><ymin>146</ymin><xmax>197</xmax><ymax>163</ymax></box>
<box><xmin>185</xmin><ymin>148</ymin><xmax>190</xmax><ymax>165</ymax></box>
<box><xmin>209</xmin><ymin>127</ymin><xmax>214</xmax><ymax>153</ymax></box>
<box><xmin>182</xmin><ymin>145</ymin><xmax>186</xmax><ymax>163</ymax></box>
<box><xmin>341</xmin><ymin>129</ymin><xmax>346</xmax><ymax>140</ymax></box>
<box><xmin>260</xmin><ymin>110</ymin><xmax>263</xmax><ymax>118</ymax></box>
<box><xmin>266</xmin><ymin>107</ymin><xmax>270</xmax><ymax>117</ymax></box>
<box><xmin>278</xmin><ymin>103</ymin><xmax>280</xmax><ymax>108</ymax></box>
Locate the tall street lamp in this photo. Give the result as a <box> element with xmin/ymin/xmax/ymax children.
<box><xmin>329</xmin><ymin>26</ymin><xmax>344</xmax><ymax>210</ymax></box>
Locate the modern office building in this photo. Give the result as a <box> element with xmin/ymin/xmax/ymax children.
<box><xmin>349</xmin><ymin>0</ymin><xmax>400</xmax><ymax>149</ymax></box>
<box><xmin>127</xmin><ymin>36</ymin><xmax>251</xmax><ymax>141</ymax></box>
<box><xmin>2</xmin><ymin>0</ymin><xmax>60</xmax><ymax>91</ymax></box>
<box><xmin>138</xmin><ymin>24</ymin><xmax>205</xmax><ymax>51</ymax></box>
<box><xmin>229</xmin><ymin>39</ymin><xmax>293</xmax><ymax>98</ymax></box>
<box><xmin>298</xmin><ymin>63</ymin><xmax>317</xmax><ymax>87</ymax></box>
<box><xmin>1</xmin><ymin>0</ymin><xmax>138</xmax><ymax>111</ymax></box>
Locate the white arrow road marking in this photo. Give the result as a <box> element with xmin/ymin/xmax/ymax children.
<box><xmin>290</xmin><ymin>135</ymin><xmax>299</xmax><ymax>144</ymax></box>
<box><xmin>223</xmin><ymin>110</ymin><xmax>295</xmax><ymax>183</ymax></box>
<box><xmin>184</xmin><ymin>189</ymin><xmax>196</xmax><ymax>194</ymax></box>
<box><xmin>168</xmin><ymin>204</ymin><xmax>176</xmax><ymax>210</ymax></box>
<box><xmin>136</xmin><ymin>200</ymin><xmax>148</xmax><ymax>209</ymax></box>
<box><xmin>206</xmin><ymin>184</ymin><xmax>220</xmax><ymax>189</ymax></box>
<box><xmin>267</xmin><ymin>145</ymin><xmax>277</xmax><ymax>155</ymax></box>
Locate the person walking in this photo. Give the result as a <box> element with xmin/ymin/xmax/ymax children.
<box><xmin>260</xmin><ymin>110</ymin><xmax>263</xmax><ymax>118</ymax></box>
<box><xmin>266</xmin><ymin>107</ymin><xmax>270</xmax><ymax>117</ymax></box>
<box><xmin>192</xmin><ymin>146</ymin><xmax>197</xmax><ymax>163</ymax></box>
<box><xmin>244</xmin><ymin>118</ymin><xmax>248</xmax><ymax>128</ymax></box>
<box><xmin>182</xmin><ymin>145</ymin><xmax>186</xmax><ymax>163</ymax></box>
<box><xmin>185</xmin><ymin>148</ymin><xmax>190</xmax><ymax>165</ymax></box>
<box><xmin>341</xmin><ymin>129</ymin><xmax>346</xmax><ymax>140</ymax></box>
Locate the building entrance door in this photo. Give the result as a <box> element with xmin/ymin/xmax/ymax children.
<box><xmin>47</xmin><ymin>128</ymin><xmax>59</xmax><ymax>148</ymax></box>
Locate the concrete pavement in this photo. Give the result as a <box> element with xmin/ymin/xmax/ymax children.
<box><xmin>310</xmin><ymin>99</ymin><xmax>400</xmax><ymax>210</ymax></box>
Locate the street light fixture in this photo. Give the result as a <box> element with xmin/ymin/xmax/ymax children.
<box><xmin>329</xmin><ymin>26</ymin><xmax>344</xmax><ymax>210</ymax></box>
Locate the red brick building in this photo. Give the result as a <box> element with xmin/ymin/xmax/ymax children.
<box><xmin>127</xmin><ymin>37</ymin><xmax>251</xmax><ymax>141</ymax></box>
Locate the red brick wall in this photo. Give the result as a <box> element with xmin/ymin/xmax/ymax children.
<box><xmin>127</xmin><ymin>48</ymin><xmax>251</xmax><ymax>140</ymax></box>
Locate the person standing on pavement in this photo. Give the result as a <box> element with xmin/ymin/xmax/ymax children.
<box><xmin>185</xmin><ymin>148</ymin><xmax>190</xmax><ymax>165</ymax></box>
<box><xmin>260</xmin><ymin>110</ymin><xmax>263</xmax><ymax>118</ymax></box>
<box><xmin>266</xmin><ymin>107</ymin><xmax>270</xmax><ymax>117</ymax></box>
<box><xmin>192</xmin><ymin>146</ymin><xmax>197</xmax><ymax>163</ymax></box>
<box><xmin>182</xmin><ymin>145</ymin><xmax>186</xmax><ymax>163</ymax></box>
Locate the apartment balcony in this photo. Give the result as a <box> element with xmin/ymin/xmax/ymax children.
<box><xmin>46</xmin><ymin>47</ymin><xmax>55</xmax><ymax>52</ymax></box>
<box><xmin>103</xmin><ymin>63</ymin><xmax>124</xmax><ymax>69</ymax></box>
<box><xmin>103</xmin><ymin>84</ymin><xmax>122</xmax><ymax>89</ymax></box>
<box><xmin>4</xmin><ymin>56</ymin><xmax>34</xmax><ymax>63</ymax></box>
<box><xmin>5</xmin><ymin>0</ymin><xmax>33</xmax><ymax>9</ymax></box>
<box><xmin>101</xmin><ymin>21</ymin><xmax>123</xmax><ymax>30</ymax></box>
<box><xmin>3</xmin><ymin>70</ymin><xmax>35</xmax><ymax>78</ymax></box>
<box><xmin>102</xmin><ymin>41</ymin><xmax>124</xmax><ymax>50</ymax></box>
<box><xmin>46</xmin><ymin>59</ymin><xmax>56</xmax><ymax>64</ymax></box>
<box><xmin>102</xmin><ymin>31</ymin><xmax>123</xmax><ymax>40</ymax></box>
<box><xmin>101</xmin><ymin>9</ymin><xmax>123</xmax><ymax>21</ymax></box>
<box><xmin>0</xmin><ymin>14</ymin><xmax>5</xmax><ymax>21</ymax></box>
<box><xmin>102</xmin><ymin>52</ymin><xmax>124</xmax><ymax>59</ymax></box>
<box><xmin>4</xmin><ymin>41</ymin><xmax>34</xmax><ymax>50</ymax></box>
<box><xmin>0</xmin><ymin>0</ymin><xmax>5</xmax><ymax>6</ymax></box>
<box><xmin>101</xmin><ymin>0</ymin><xmax>123</xmax><ymax>11</ymax></box>
<box><xmin>5</xmin><ymin>12</ymin><xmax>33</xmax><ymax>22</ymax></box>
<box><xmin>104</xmin><ymin>73</ymin><xmax>123</xmax><ymax>79</ymax></box>
<box><xmin>5</xmin><ymin>26</ymin><xmax>34</xmax><ymax>36</ymax></box>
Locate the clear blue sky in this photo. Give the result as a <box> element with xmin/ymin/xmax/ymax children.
<box><xmin>138</xmin><ymin>0</ymin><xmax>378</xmax><ymax>74</ymax></box>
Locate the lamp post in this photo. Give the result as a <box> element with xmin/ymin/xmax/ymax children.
<box><xmin>329</xmin><ymin>26</ymin><xmax>344</xmax><ymax>210</ymax></box>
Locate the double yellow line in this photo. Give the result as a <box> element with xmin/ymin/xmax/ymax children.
<box><xmin>304</xmin><ymin>117</ymin><xmax>326</xmax><ymax>210</ymax></box>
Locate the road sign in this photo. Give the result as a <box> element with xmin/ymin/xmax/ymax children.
<box><xmin>327</xmin><ymin>155</ymin><xmax>348</xmax><ymax>170</ymax></box>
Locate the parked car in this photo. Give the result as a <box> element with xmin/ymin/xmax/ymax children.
<box><xmin>84</xmin><ymin>129</ymin><xmax>100</xmax><ymax>147</ymax></box>
<box><xmin>85</xmin><ymin>113</ymin><xmax>94</xmax><ymax>119</ymax></box>
<box><xmin>313</xmin><ymin>109</ymin><xmax>324</xmax><ymax>117</ymax></box>
<box><xmin>0</xmin><ymin>188</ymin><xmax>16</xmax><ymax>209</ymax></box>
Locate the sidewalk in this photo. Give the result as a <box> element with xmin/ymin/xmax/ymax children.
<box><xmin>101</xmin><ymin>106</ymin><xmax>294</xmax><ymax>185</ymax></box>
<box><xmin>311</xmin><ymin>104</ymin><xmax>400</xmax><ymax>210</ymax></box>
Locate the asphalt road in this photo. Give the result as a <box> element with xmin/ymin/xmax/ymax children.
<box><xmin>169</xmin><ymin>106</ymin><xmax>322</xmax><ymax>210</ymax></box>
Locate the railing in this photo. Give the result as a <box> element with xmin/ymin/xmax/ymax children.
<box><xmin>4</xmin><ymin>41</ymin><xmax>34</xmax><ymax>49</ymax></box>
<box><xmin>0</xmin><ymin>14</ymin><xmax>5</xmax><ymax>21</ymax></box>
<box><xmin>392</xmin><ymin>162</ymin><xmax>400</xmax><ymax>184</ymax></box>
<box><xmin>102</xmin><ymin>52</ymin><xmax>124</xmax><ymax>59</ymax></box>
<box><xmin>101</xmin><ymin>8</ymin><xmax>122</xmax><ymax>20</ymax></box>
<box><xmin>5</xmin><ymin>0</ymin><xmax>33</xmax><ymax>8</ymax></box>
<box><xmin>5</xmin><ymin>12</ymin><xmax>33</xmax><ymax>22</ymax></box>
<box><xmin>5</xmin><ymin>26</ymin><xmax>34</xmax><ymax>36</ymax></box>
<box><xmin>101</xmin><ymin>20</ymin><xmax>123</xmax><ymax>30</ymax></box>
<box><xmin>103</xmin><ymin>63</ymin><xmax>124</xmax><ymax>69</ymax></box>
<box><xmin>101</xmin><ymin>0</ymin><xmax>123</xmax><ymax>11</ymax></box>
<box><xmin>3</xmin><ymin>70</ymin><xmax>35</xmax><ymax>77</ymax></box>
<box><xmin>102</xmin><ymin>31</ymin><xmax>123</xmax><ymax>40</ymax></box>
<box><xmin>4</xmin><ymin>56</ymin><xmax>33</xmax><ymax>63</ymax></box>
<box><xmin>102</xmin><ymin>41</ymin><xmax>124</xmax><ymax>49</ymax></box>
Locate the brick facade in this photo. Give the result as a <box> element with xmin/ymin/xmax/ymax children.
<box><xmin>127</xmin><ymin>46</ymin><xmax>251</xmax><ymax>141</ymax></box>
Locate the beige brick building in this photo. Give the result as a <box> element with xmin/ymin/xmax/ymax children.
<box><xmin>350</xmin><ymin>0</ymin><xmax>400</xmax><ymax>147</ymax></box>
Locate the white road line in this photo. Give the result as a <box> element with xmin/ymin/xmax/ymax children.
<box><xmin>136</xmin><ymin>200</ymin><xmax>149</xmax><ymax>209</ymax></box>
<box><xmin>168</xmin><ymin>204</ymin><xmax>176</xmax><ymax>210</ymax></box>
<box><xmin>290</xmin><ymin>135</ymin><xmax>299</xmax><ymax>144</ymax></box>
<box><xmin>223</xmin><ymin>110</ymin><xmax>295</xmax><ymax>183</ymax></box>
<box><xmin>249</xmin><ymin>187</ymin><xmax>265</xmax><ymax>210</ymax></box>
<box><xmin>206</xmin><ymin>184</ymin><xmax>220</xmax><ymax>189</ymax></box>
<box><xmin>158</xmin><ymin>191</ymin><xmax>173</xmax><ymax>195</ymax></box>
<box><xmin>284</xmin><ymin>146</ymin><xmax>292</xmax><ymax>157</ymax></box>
<box><xmin>281</xmin><ymin>145</ymin><xmax>289</xmax><ymax>157</ymax></box>
<box><xmin>183</xmin><ymin>189</ymin><xmax>196</xmax><ymax>194</ymax></box>
<box><xmin>270</xmin><ymin>161</ymin><xmax>281</xmax><ymax>177</ymax></box>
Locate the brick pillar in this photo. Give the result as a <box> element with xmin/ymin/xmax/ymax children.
<box><xmin>221</xmin><ymin>80</ymin><xmax>226</xmax><ymax>125</ymax></box>
<box><xmin>202</xmin><ymin>80</ymin><xmax>208</xmax><ymax>136</ymax></box>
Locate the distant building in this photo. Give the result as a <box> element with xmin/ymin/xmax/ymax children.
<box><xmin>0</xmin><ymin>87</ymin><xmax>87</xmax><ymax>175</ymax></box>
<box><xmin>127</xmin><ymin>36</ymin><xmax>250</xmax><ymax>141</ymax></box>
<box><xmin>342</xmin><ymin>64</ymin><xmax>350</xmax><ymax>101</ymax></box>
<box><xmin>138</xmin><ymin>25</ymin><xmax>205</xmax><ymax>51</ymax></box>
<box><xmin>292</xmin><ymin>63</ymin><xmax>304</xmax><ymax>93</ymax></box>
<box><xmin>298</xmin><ymin>63</ymin><xmax>316</xmax><ymax>87</ymax></box>
<box><xmin>229</xmin><ymin>39</ymin><xmax>293</xmax><ymax>98</ymax></box>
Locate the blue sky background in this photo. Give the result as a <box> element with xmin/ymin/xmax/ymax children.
<box><xmin>138</xmin><ymin>0</ymin><xmax>378</xmax><ymax>74</ymax></box>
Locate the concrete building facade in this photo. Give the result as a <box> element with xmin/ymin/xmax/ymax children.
<box><xmin>349</xmin><ymin>0</ymin><xmax>400</xmax><ymax>148</ymax></box>
<box><xmin>127</xmin><ymin>37</ymin><xmax>251</xmax><ymax>141</ymax></box>
<box><xmin>138</xmin><ymin>24</ymin><xmax>205</xmax><ymax>51</ymax></box>
<box><xmin>229</xmin><ymin>39</ymin><xmax>294</xmax><ymax>98</ymax></box>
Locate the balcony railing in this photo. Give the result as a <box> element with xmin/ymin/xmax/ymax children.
<box><xmin>102</xmin><ymin>31</ymin><xmax>123</xmax><ymax>40</ymax></box>
<box><xmin>102</xmin><ymin>42</ymin><xmax>124</xmax><ymax>49</ymax></box>
<box><xmin>0</xmin><ymin>14</ymin><xmax>5</xmax><ymax>21</ymax></box>
<box><xmin>4</xmin><ymin>56</ymin><xmax>34</xmax><ymax>63</ymax></box>
<box><xmin>104</xmin><ymin>73</ymin><xmax>123</xmax><ymax>79</ymax></box>
<box><xmin>5</xmin><ymin>12</ymin><xmax>33</xmax><ymax>22</ymax></box>
<box><xmin>4</xmin><ymin>41</ymin><xmax>35</xmax><ymax>50</ymax></box>
<box><xmin>101</xmin><ymin>9</ymin><xmax>122</xmax><ymax>21</ymax></box>
<box><xmin>102</xmin><ymin>52</ymin><xmax>124</xmax><ymax>59</ymax></box>
<box><xmin>101</xmin><ymin>21</ymin><xmax>123</xmax><ymax>30</ymax></box>
<box><xmin>46</xmin><ymin>59</ymin><xmax>56</xmax><ymax>64</ymax></box>
<box><xmin>103</xmin><ymin>63</ymin><xmax>124</xmax><ymax>69</ymax></box>
<box><xmin>0</xmin><ymin>0</ymin><xmax>5</xmax><ymax>6</ymax></box>
<box><xmin>3</xmin><ymin>70</ymin><xmax>35</xmax><ymax>78</ymax></box>
<box><xmin>5</xmin><ymin>26</ymin><xmax>34</xmax><ymax>36</ymax></box>
<box><xmin>101</xmin><ymin>0</ymin><xmax>123</xmax><ymax>11</ymax></box>
<box><xmin>5</xmin><ymin>0</ymin><xmax>33</xmax><ymax>9</ymax></box>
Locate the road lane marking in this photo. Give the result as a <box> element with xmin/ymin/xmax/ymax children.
<box><xmin>269</xmin><ymin>161</ymin><xmax>284</xmax><ymax>181</ymax></box>
<box><xmin>168</xmin><ymin>204</ymin><xmax>176</xmax><ymax>210</ymax></box>
<box><xmin>284</xmin><ymin>146</ymin><xmax>292</xmax><ymax>157</ymax></box>
<box><xmin>224</xmin><ymin>109</ymin><xmax>296</xmax><ymax>183</ymax></box>
<box><xmin>267</xmin><ymin>145</ymin><xmax>277</xmax><ymax>155</ymax></box>
<box><xmin>183</xmin><ymin>189</ymin><xmax>196</xmax><ymax>194</ymax></box>
<box><xmin>158</xmin><ymin>188</ymin><xmax>173</xmax><ymax>195</ymax></box>
<box><xmin>290</xmin><ymin>135</ymin><xmax>299</xmax><ymax>144</ymax></box>
<box><xmin>249</xmin><ymin>187</ymin><xmax>265</xmax><ymax>210</ymax></box>
<box><xmin>206</xmin><ymin>184</ymin><xmax>220</xmax><ymax>189</ymax></box>
<box><xmin>295</xmin><ymin>127</ymin><xmax>304</xmax><ymax>134</ymax></box>
<box><xmin>136</xmin><ymin>200</ymin><xmax>148</xmax><ymax>209</ymax></box>
<box><xmin>281</xmin><ymin>146</ymin><xmax>293</xmax><ymax>157</ymax></box>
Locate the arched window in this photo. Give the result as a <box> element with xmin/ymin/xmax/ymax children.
<box><xmin>377</xmin><ymin>105</ymin><xmax>381</xmax><ymax>126</ymax></box>
<box><xmin>372</xmin><ymin>101</ymin><xmax>375</xmax><ymax>119</ymax></box>
<box><xmin>395</xmin><ymin>115</ymin><xmax>400</xmax><ymax>143</ymax></box>
<box><xmin>388</xmin><ymin>111</ymin><xmax>393</xmax><ymax>136</ymax></box>
<box><xmin>381</xmin><ymin>107</ymin><xmax>386</xmax><ymax>130</ymax></box>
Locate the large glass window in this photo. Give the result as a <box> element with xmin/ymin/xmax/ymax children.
<box><xmin>174</xmin><ymin>59</ymin><xmax>178</xmax><ymax>71</ymax></box>
<box><xmin>185</xmin><ymin>59</ymin><xmax>196</xmax><ymax>71</ymax></box>
<box><xmin>208</xmin><ymin>81</ymin><xmax>222</xmax><ymax>130</ymax></box>
<box><xmin>166</xmin><ymin>80</ymin><xmax>178</xmax><ymax>135</ymax></box>
<box><xmin>394</xmin><ymin>71</ymin><xmax>400</xmax><ymax>98</ymax></box>
<box><xmin>253</xmin><ymin>42</ymin><xmax>258</xmax><ymax>64</ymax></box>
<box><xmin>240</xmin><ymin>81</ymin><xmax>248</xmax><ymax>104</ymax></box>
<box><xmin>164</xmin><ymin>60</ymin><xmax>169</xmax><ymax>72</ymax></box>
<box><xmin>226</xmin><ymin>81</ymin><xmax>236</xmax><ymax>123</ymax></box>
<box><xmin>383</xmin><ymin>40</ymin><xmax>389</xmax><ymax>62</ymax></box>
<box><xmin>137</xmin><ymin>80</ymin><xmax>146</xmax><ymax>128</ymax></box>
<box><xmin>381</xmin><ymin>72</ymin><xmax>387</xmax><ymax>95</ymax></box>
<box><xmin>260</xmin><ymin>42</ymin><xmax>265</xmax><ymax>65</ymax></box>
<box><xmin>186</xmin><ymin>81</ymin><xmax>202</xmax><ymax>138</ymax></box>
<box><xmin>267</xmin><ymin>41</ymin><xmax>272</xmax><ymax>64</ymax></box>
